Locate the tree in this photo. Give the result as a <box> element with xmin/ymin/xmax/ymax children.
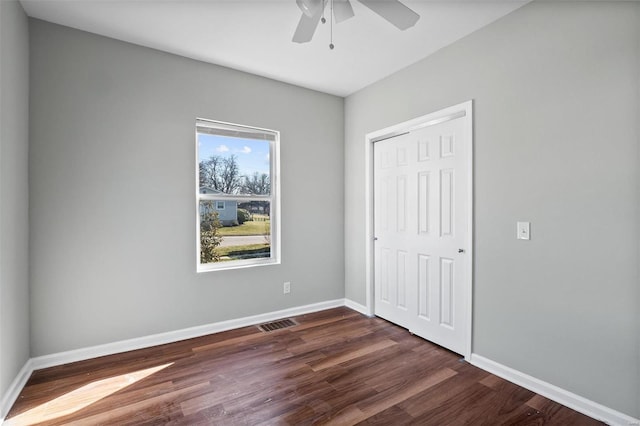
<box><xmin>220</xmin><ymin>155</ymin><xmax>241</xmax><ymax>194</ymax></box>
<box><xmin>199</xmin><ymin>155</ymin><xmax>241</xmax><ymax>194</ymax></box>
<box><xmin>199</xmin><ymin>156</ymin><xmax>220</xmax><ymax>189</ymax></box>
<box><xmin>200</xmin><ymin>203</ymin><xmax>222</xmax><ymax>263</ymax></box>
<box><xmin>242</xmin><ymin>172</ymin><xmax>270</xmax><ymax>195</ymax></box>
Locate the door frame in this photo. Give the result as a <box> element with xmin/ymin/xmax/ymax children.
<box><xmin>364</xmin><ymin>100</ymin><xmax>474</xmax><ymax>359</ymax></box>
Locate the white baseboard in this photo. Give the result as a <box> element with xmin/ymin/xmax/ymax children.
<box><xmin>0</xmin><ymin>359</ymin><xmax>33</xmax><ymax>421</ymax></box>
<box><xmin>344</xmin><ymin>298</ymin><xmax>369</xmax><ymax>316</ymax></box>
<box><xmin>469</xmin><ymin>354</ymin><xmax>639</xmax><ymax>426</ymax></box>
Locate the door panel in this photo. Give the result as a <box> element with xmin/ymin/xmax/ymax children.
<box><xmin>374</xmin><ymin>134</ymin><xmax>411</xmax><ymax>327</ymax></box>
<box><xmin>374</xmin><ymin>115</ymin><xmax>469</xmax><ymax>355</ymax></box>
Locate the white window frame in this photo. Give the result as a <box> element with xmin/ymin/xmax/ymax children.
<box><xmin>196</xmin><ymin>118</ymin><xmax>280</xmax><ymax>272</ymax></box>
<box><xmin>216</xmin><ymin>201</ymin><xmax>225</xmax><ymax>210</ymax></box>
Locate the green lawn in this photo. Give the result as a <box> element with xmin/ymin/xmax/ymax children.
<box><xmin>217</xmin><ymin>220</ymin><xmax>270</xmax><ymax>236</ymax></box>
<box><xmin>217</xmin><ymin>243</ymin><xmax>270</xmax><ymax>260</ymax></box>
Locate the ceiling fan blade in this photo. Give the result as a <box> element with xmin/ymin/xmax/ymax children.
<box><xmin>357</xmin><ymin>0</ymin><xmax>419</xmax><ymax>30</ymax></box>
<box><xmin>296</xmin><ymin>0</ymin><xmax>323</xmax><ymax>18</ymax></box>
<box><xmin>333</xmin><ymin>0</ymin><xmax>355</xmax><ymax>23</ymax></box>
<box><xmin>292</xmin><ymin>11</ymin><xmax>323</xmax><ymax>43</ymax></box>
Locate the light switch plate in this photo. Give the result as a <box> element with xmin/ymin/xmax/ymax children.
<box><xmin>517</xmin><ymin>222</ymin><xmax>530</xmax><ymax>240</ymax></box>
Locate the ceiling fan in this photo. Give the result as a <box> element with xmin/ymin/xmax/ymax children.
<box><xmin>293</xmin><ymin>0</ymin><xmax>420</xmax><ymax>47</ymax></box>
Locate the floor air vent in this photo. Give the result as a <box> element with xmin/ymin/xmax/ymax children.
<box><xmin>258</xmin><ymin>318</ymin><xmax>297</xmax><ymax>332</ymax></box>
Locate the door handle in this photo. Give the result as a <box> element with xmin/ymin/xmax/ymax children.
<box><xmin>458</xmin><ymin>249</ymin><xmax>464</xmax><ymax>253</ymax></box>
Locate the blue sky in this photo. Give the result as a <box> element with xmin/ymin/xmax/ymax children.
<box><xmin>198</xmin><ymin>134</ymin><xmax>270</xmax><ymax>176</ymax></box>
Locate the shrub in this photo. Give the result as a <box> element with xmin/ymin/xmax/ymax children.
<box><xmin>237</xmin><ymin>208</ymin><xmax>251</xmax><ymax>225</ymax></box>
<box><xmin>200</xmin><ymin>209</ymin><xmax>222</xmax><ymax>263</ymax></box>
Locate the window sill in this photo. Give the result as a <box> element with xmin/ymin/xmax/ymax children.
<box><xmin>197</xmin><ymin>257</ymin><xmax>280</xmax><ymax>273</ymax></box>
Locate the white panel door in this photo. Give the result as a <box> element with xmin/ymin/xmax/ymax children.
<box><xmin>373</xmin><ymin>133</ymin><xmax>412</xmax><ymax>328</ymax></box>
<box><xmin>374</xmin><ymin>115</ymin><xmax>469</xmax><ymax>355</ymax></box>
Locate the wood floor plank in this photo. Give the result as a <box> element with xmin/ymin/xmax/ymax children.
<box><xmin>5</xmin><ymin>307</ymin><xmax>605</xmax><ymax>426</ymax></box>
<box><xmin>480</xmin><ymin>373</ymin><xmax>508</xmax><ymax>390</ymax></box>
<box><xmin>355</xmin><ymin>405</ymin><xmax>415</xmax><ymax>425</ymax></box>
<box><xmin>357</xmin><ymin>367</ymin><xmax>458</xmax><ymax>419</ymax></box>
<box><xmin>307</xmin><ymin>381</ymin><xmax>379</xmax><ymax>422</ymax></box>
<box><xmin>399</xmin><ymin>363</ymin><xmax>490</xmax><ymax>418</ymax></box>
<box><xmin>363</xmin><ymin>345</ymin><xmax>458</xmax><ymax>392</ymax></box>
<box><xmin>410</xmin><ymin>382</ymin><xmax>502</xmax><ymax>425</ymax></box>
<box><xmin>289</xmin><ymin>310</ymin><xmax>361</xmax><ymax>332</ymax></box>
<box><xmin>322</xmin><ymin>336</ymin><xmax>433</xmax><ymax>392</ymax></box>
<box><xmin>309</xmin><ymin>339</ymin><xmax>397</xmax><ymax>371</ymax></box>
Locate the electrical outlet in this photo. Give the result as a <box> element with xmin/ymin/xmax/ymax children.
<box><xmin>283</xmin><ymin>281</ymin><xmax>291</xmax><ymax>294</ymax></box>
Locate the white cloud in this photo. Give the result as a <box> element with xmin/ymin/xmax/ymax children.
<box><xmin>216</xmin><ymin>144</ymin><xmax>229</xmax><ymax>153</ymax></box>
<box><xmin>239</xmin><ymin>146</ymin><xmax>252</xmax><ymax>154</ymax></box>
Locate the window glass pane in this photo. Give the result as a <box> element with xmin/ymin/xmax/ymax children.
<box><xmin>199</xmin><ymin>200</ymin><xmax>271</xmax><ymax>264</ymax></box>
<box><xmin>198</xmin><ymin>132</ymin><xmax>271</xmax><ymax>196</ymax></box>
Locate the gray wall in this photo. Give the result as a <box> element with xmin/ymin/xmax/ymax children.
<box><xmin>345</xmin><ymin>1</ymin><xmax>639</xmax><ymax>418</ymax></box>
<box><xmin>0</xmin><ymin>0</ymin><xmax>30</xmax><ymax>406</ymax></box>
<box><xmin>29</xmin><ymin>20</ymin><xmax>345</xmax><ymax>356</ymax></box>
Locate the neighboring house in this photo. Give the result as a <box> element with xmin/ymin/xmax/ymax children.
<box><xmin>200</xmin><ymin>186</ymin><xmax>238</xmax><ymax>226</ymax></box>
<box><xmin>240</xmin><ymin>201</ymin><xmax>269</xmax><ymax>216</ymax></box>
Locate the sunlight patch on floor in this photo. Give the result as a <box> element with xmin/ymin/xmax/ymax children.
<box><xmin>4</xmin><ymin>363</ymin><xmax>173</xmax><ymax>426</ymax></box>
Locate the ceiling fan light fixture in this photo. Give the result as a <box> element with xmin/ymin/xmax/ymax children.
<box><xmin>296</xmin><ymin>0</ymin><xmax>323</xmax><ymax>17</ymax></box>
<box><xmin>292</xmin><ymin>0</ymin><xmax>420</xmax><ymax>48</ymax></box>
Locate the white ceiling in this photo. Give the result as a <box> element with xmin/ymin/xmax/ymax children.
<box><xmin>20</xmin><ymin>0</ymin><xmax>529</xmax><ymax>97</ymax></box>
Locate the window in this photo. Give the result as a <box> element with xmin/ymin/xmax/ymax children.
<box><xmin>196</xmin><ymin>119</ymin><xmax>279</xmax><ymax>271</ymax></box>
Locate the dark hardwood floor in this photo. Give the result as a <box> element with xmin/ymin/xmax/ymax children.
<box><xmin>5</xmin><ymin>307</ymin><xmax>602</xmax><ymax>425</ymax></box>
